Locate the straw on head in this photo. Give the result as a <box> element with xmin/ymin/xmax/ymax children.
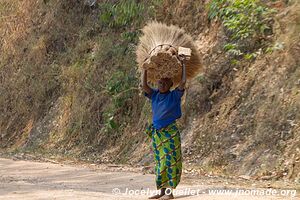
<box><xmin>136</xmin><ymin>21</ymin><xmax>202</xmax><ymax>86</ymax></box>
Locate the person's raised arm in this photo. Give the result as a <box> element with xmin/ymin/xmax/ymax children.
<box><xmin>142</xmin><ymin>69</ymin><xmax>153</xmax><ymax>95</ymax></box>
<box><xmin>178</xmin><ymin>61</ymin><xmax>186</xmax><ymax>90</ymax></box>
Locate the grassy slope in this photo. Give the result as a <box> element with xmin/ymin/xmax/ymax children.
<box><xmin>0</xmin><ymin>0</ymin><xmax>299</xmax><ymax>182</ymax></box>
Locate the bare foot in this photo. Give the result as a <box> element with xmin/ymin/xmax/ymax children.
<box><xmin>159</xmin><ymin>193</ymin><xmax>174</xmax><ymax>200</ymax></box>
<box><xmin>148</xmin><ymin>193</ymin><xmax>165</xmax><ymax>199</ymax></box>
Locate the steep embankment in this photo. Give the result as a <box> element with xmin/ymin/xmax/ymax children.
<box><xmin>186</xmin><ymin>2</ymin><xmax>300</xmax><ymax>181</ymax></box>
<box><xmin>0</xmin><ymin>0</ymin><xmax>299</xmax><ymax>183</ymax></box>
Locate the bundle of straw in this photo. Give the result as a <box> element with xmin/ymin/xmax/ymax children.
<box><xmin>136</xmin><ymin>21</ymin><xmax>202</xmax><ymax>86</ymax></box>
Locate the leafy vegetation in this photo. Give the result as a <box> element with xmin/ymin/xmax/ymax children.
<box><xmin>95</xmin><ymin>0</ymin><xmax>162</xmax><ymax>135</ymax></box>
<box><xmin>99</xmin><ymin>0</ymin><xmax>145</xmax><ymax>29</ymax></box>
<box><xmin>208</xmin><ymin>0</ymin><xmax>276</xmax><ymax>60</ymax></box>
<box><xmin>103</xmin><ymin>70</ymin><xmax>138</xmax><ymax>133</ymax></box>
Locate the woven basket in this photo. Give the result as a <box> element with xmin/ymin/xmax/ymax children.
<box><xmin>136</xmin><ymin>21</ymin><xmax>202</xmax><ymax>86</ymax></box>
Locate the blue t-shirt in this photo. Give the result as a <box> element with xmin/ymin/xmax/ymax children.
<box><xmin>144</xmin><ymin>88</ymin><xmax>184</xmax><ymax>130</ymax></box>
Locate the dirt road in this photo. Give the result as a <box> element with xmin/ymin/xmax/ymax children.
<box><xmin>0</xmin><ymin>157</ymin><xmax>298</xmax><ymax>200</ymax></box>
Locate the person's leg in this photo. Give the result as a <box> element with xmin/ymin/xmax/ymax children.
<box><xmin>148</xmin><ymin>188</ymin><xmax>166</xmax><ymax>199</ymax></box>
<box><xmin>159</xmin><ymin>123</ymin><xmax>182</xmax><ymax>200</ymax></box>
<box><xmin>148</xmin><ymin>127</ymin><xmax>166</xmax><ymax>199</ymax></box>
<box><xmin>149</xmin><ymin>123</ymin><xmax>181</xmax><ymax>199</ymax></box>
<box><xmin>159</xmin><ymin>188</ymin><xmax>174</xmax><ymax>200</ymax></box>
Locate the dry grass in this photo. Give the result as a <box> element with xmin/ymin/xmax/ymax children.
<box><xmin>0</xmin><ymin>0</ymin><xmax>145</xmax><ymax>159</ymax></box>
<box><xmin>136</xmin><ymin>21</ymin><xmax>202</xmax><ymax>86</ymax></box>
<box><xmin>0</xmin><ymin>0</ymin><xmax>39</xmax><ymax>55</ymax></box>
<box><xmin>1</xmin><ymin>0</ymin><xmax>299</xmax><ymax>182</ymax></box>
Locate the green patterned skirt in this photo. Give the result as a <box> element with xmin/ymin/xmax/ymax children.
<box><xmin>145</xmin><ymin>122</ymin><xmax>182</xmax><ymax>189</ymax></box>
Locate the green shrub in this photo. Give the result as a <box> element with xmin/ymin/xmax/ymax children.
<box><xmin>106</xmin><ymin>71</ymin><xmax>137</xmax><ymax>108</ymax></box>
<box><xmin>102</xmin><ymin>105</ymin><xmax>119</xmax><ymax>133</ymax></box>
<box><xmin>99</xmin><ymin>0</ymin><xmax>145</xmax><ymax>29</ymax></box>
<box><xmin>208</xmin><ymin>0</ymin><xmax>276</xmax><ymax>58</ymax></box>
